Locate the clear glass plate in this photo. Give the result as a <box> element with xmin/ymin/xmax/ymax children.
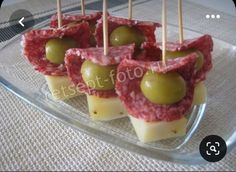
<box><xmin>0</xmin><ymin>11</ymin><xmax>236</xmax><ymax>165</ymax></box>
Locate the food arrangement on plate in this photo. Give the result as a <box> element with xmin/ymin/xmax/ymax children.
<box><xmin>22</xmin><ymin>0</ymin><xmax>213</xmax><ymax>143</ymax></box>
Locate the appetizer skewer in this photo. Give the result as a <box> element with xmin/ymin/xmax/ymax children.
<box><xmin>57</xmin><ymin>0</ymin><xmax>62</xmax><ymax>28</ymax></box>
<box><xmin>23</xmin><ymin>0</ymin><xmax>90</xmax><ymax>100</ymax></box>
<box><xmin>142</xmin><ymin>1</ymin><xmax>212</xmax><ymax>106</ymax></box>
<box><xmin>116</xmin><ymin>0</ymin><xmax>211</xmax><ymax>143</ymax></box>
<box><xmin>95</xmin><ymin>10</ymin><xmax>160</xmax><ymax>56</ymax></box>
<box><xmin>116</xmin><ymin>56</ymin><xmax>197</xmax><ymax>142</ymax></box>
<box><xmin>50</xmin><ymin>0</ymin><xmax>102</xmax><ymax>47</ymax></box>
<box><xmin>178</xmin><ymin>0</ymin><xmax>184</xmax><ymax>44</ymax></box>
<box><xmin>128</xmin><ymin>0</ymin><xmax>132</xmax><ymax>20</ymax></box>
<box><xmin>81</xmin><ymin>0</ymin><xmax>85</xmax><ymax>16</ymax></box>
<box><xmin>162</xmin><ymin>0</ymin><xmax>167</xmax><ymax>65</ymax></box>
<box><xmin>65</xmin><ymin>0</ymin><xmax>134</xmax><ymax>121</ymax></box>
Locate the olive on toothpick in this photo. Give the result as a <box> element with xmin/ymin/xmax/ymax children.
<box><xmin>162</xmin><ymin>0</ymin><xmax>204</xmax><ymax>71</ymax></box>
<box><xmin>140</xmin><ymin>0</ymin><xmax>187</xmax><ymax>105</ymax></box>
<box><xmin>81</xmin><ymin>60</ymin><xmax>117</xmax><ymax>90</ymax></box>
<box><xmin>45</xmin><ymin>0</ymin><xmax>78</xmax><ymax>65</ymax></box>
<box><xmin>140</xmin><ymin>71</ymin><xmax>186</xmax><ymax>105</ymax></box>
<box><xmin>110</xmin><ymin>26</ymin><xmax>145</xmax><ymax>48</ymax></box>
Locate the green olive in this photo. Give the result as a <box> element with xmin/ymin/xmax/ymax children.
<box><xmin>110</xmin><ymin>26</ymin><xmax>145</xmax><ymax>48</ymax></box>
<box><xmin>46</xmin><ymin>37</ymin><xmax>78</xmax><ymax>64</ymax></box>
<box><xmin>165</xmin><ymin>50</ymin><xmax>193</xmax><ymax>60</ymax></box>
<box><xmin>164</xmin><ymin>49</ymin><xmax>204</xmax><ymax>71</ymax></box>
<box><xmin>140</xmin><ymin>71</ymin><xmax>186</xmax><ymax>105</ymax></box>
<box><xmin>81</xmin><ymin>60</ymin><xmax>117</xmax><ymax>90</ymax></box>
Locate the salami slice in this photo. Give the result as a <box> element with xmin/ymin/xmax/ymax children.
<box><xmin>115</xmin><ymin>54</ymin><xmax>197</xmax><ymax>122</ymax></box>
<box><xmin>65</xmin><ymin>44</ymin><xmax>135</xmax><ymax>98</ymax></box>
<box><xmin>141</xmin><ymin>35</ymin><xmax>213</xmax><ymax>83</ymax></box>
<box><xmin>95</xmin><ymin>16</ymin><xmax>161</xmax><ymax>47</ymax></box>
<box><xmin>50</xmin><ymin>12</ymin><xmax>102</xmax><ymax>28</ymax></box>
<box><xmin>50</xmin><ymin>12</ymin><xmax>102</xmax><ymax>47</ymax></box>
<box><xmin>137</xmin><ymin>42</ymin><xmax>162</xmax><ymax>61</ymax></box>
<box><xmin>22</xmin><ymin>22</ymin><xmax>90</xmax><ymax>76</ymax></box>
<box><xmin>165</xmin><ymin>35</ymin><xmax>213</xmax><ymax>83</ymax></box>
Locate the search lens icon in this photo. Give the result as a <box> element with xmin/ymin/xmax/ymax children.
<box><xmin>200</xmin><ymin>135</ymin><xmax>227</xmax><ymax>162</ymax></box>
<box><xmin>210</xmin><ymin>145</ymin><xmax>217</xmax><ymax>152</ymax></box>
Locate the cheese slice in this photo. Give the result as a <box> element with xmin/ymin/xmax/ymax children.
<box><xmin>192</xmin><ymin>81</ymin><xmax>207</xmax><ymax>105</ymax></box>
<box><xmin>87</xmin><ymin>95</ymin><xmax>127</xmax><ymax>121</ymax></box>
<box><xmin>45</xmin><ymin>75</ymin><xmax>82</xmax><ymax>100</ymax></box>
<box><xmin>129</xmin><ymin>116</ymin><xmax>187</xmax><ymax>143</ymax></box>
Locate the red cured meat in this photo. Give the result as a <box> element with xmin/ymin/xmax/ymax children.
<box><xmin>22</xmin><ymin>22</ymin><xmax>90</xmax><ymax>76</ymax></box>
<box><xmin>95</xmin><ymin>16</ymin><xmax>160</xmax><ymax>47</ymax></box>
<box><xmin>50</xmin><ymin>12</ymin><xmax>103</xmax><ymax>47</ymax></box>
<box><xmin>115</xmin><ymin>55</ymin><xmax>197</xmax><ymax>122</ymax></box>
<box><xmin>141</xmin><ymin>35</ymin><xmax>213</xmax><ymax>83</ymax></box>
<box><xmin>65</xmin><ymin>44</ymin><xmax>135</xmax><ymax>98</ymax></box>
<box><xmin>50</xmin><ymin>12</ymin><xmax>103</xmax><ymax>28</ymax></box>
<box><xmin>165</xmin><ymin>35</ymin><xmax>213</xmax><ymax>83</ymax></box>
<box><xmin>137</xmin><ymin>42</ymin><xmax>162</xmax><ymax>61</ymax></box>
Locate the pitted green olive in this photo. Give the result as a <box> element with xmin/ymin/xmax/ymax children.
<box><xmin>81</xmin><ymin>60</ymin><xmax>117</xmax><ymax>90</ymax></box>
<box><xmin>46</xmin><ymin>37</ymin><xmax>78</xmax><ymax>64</ymax></box>
<box><xmin>140</xmin><ymin>71</ymin><xmax>186</xmax><ymax>105</ymax></box>
<box><xmin>110</xmin><ymin>26</ymin><xmax>145</xmax><ymax>48</ymax></box>
<box><xmin>164</xmin><ymin>49</ymin><xmax>204</xmax><ymax>71</ymax></box>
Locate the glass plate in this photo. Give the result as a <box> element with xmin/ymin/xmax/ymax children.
<box><xmin>0</xmin><ymin>11</ymin><xmax>236</xmax><ymax>164</ymax></box>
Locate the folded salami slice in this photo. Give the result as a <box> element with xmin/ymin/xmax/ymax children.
<box><xmin>141</xmin><ymin>35</ymin><xmax>213</xmax><ymax>83</ymax></box>
<box><xmin>95</xmin><ymin>16</ymin><xmax>160</xmax><ymax>47</ymax></box>
<box><xmin>50</xmin><ymin>12</ymin><xmax>102</xmax><ymax>28</ymax></box>
<box><xmin>65</xmin><ymin>44</ymin><xmax>135</xmax><ymax>98</ymax></box>
<box><xmin>22</xmin><ymin>22</ymin><xmax>90</xmax><ymax>76</ymax></box>
<box><xmin>137</xmin><ymin>42</ymin><xmax>162</xmax><ymax>61</ymax></box>
<box><xmin>116</xmin><ymin>55</ymin><xmax>197</xmax><ymax>122</ymax></box>
<box><xmin>50</xmin><ymin>12</ymin><xmax>102</xmax><ymax>47</ymax></box>
<box><xmin>167</xmin><ymin>35</ymin><xmax>213</xmax><ymax>83</ymax></box>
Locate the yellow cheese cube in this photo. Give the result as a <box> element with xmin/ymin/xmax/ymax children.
<box><xmin>87</xmin><ymin>95</ymin><xmax>127</xmax><ymax>121</ymax></box>
<box><xmin>192</xmin><ymin>81</ymin><xmax>207</xmax><ymax>105</ymax></box>
<box><xmin>45</xmin><ymin>75</ymin><xmax>82</xmax><ymax>100</ymax></box>
<box><xmin>129</xmin><ymin>116</ymin><xmax>187</xmax><ymax>143</ymax></box>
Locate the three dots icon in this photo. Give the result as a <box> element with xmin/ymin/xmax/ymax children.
<box><xmin>206</xmin><ymin>14</ymin><xmax>221</xmax><ymax>19</ymax></box>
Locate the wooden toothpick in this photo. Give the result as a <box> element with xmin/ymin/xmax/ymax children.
<box><xmin>103</xmin><ymin>0</ymin><xmax>109</xmax><ymax>56</ymax></box>
<box><xmin>81</xmin><ymin>0</ymin><xmax>85</xmax><ymax>16</ymax></box>
<box><xmin>178</xmin><ymin>0</ymin><xmax>184</xmax><ymax>44</ymax></box>
<box><xmin>128</xmin><ymin>0</ymin><xmax>133</xmax><ymax>20</ymax></box>
<box><xmin>162</xmin><ymin>0</ymin><xmax>167</xmax><ymax>65</ymax></box>
<box><xmin>57</xmin><ymin>0</ymin><xmax>62</xmax><ymax>28</ymax></box>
